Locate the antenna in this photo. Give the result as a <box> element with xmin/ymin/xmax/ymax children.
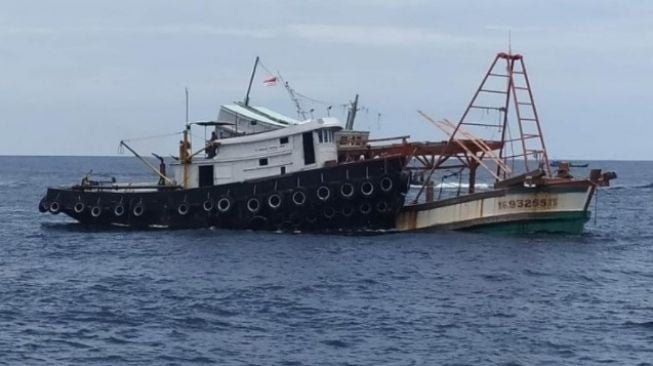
<box><xmin>185</xmin><ymin>87</ymin><xmax>189</xmax><ymax>124</ymax></box>
<box><xmin>508</xmin><ymin>30</ymin><xmax>512</xmax><ymax>55</ymax></box>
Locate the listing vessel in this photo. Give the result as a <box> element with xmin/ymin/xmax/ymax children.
<box><xmin>38</xmin><ymin>51</ymin><xmax>616</xmax><ymax>235</ymax></box>
<box><xmin>356</xmin><ymin>52</ymin><xmax>615</xmax><ymax>234</ymax></box>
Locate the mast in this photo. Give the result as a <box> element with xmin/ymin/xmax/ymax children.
<box><xmin>243</xmin><ymin>56</ymin><xmax>259</xmax><ymax>106</ymax></box>
<box><xmin>345</xmin><ymin>94</ymin><xmax>359</xmax><ymax>130</ymax></box>
<box><xmin>182</xmin><ymin>125</ymin><xmax>190</xmax><ymax>188</ymax></box>
<box><xmin>185</xmin><ymin>87</ymin><xmax>189</xmax><ymax>124</ymax></box>
<box><xmin>183</xmin><ymin>88</ymin><xmax>190</xmax><ymax>188</ymax></box>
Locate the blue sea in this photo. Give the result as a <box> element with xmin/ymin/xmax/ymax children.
<box><xmin>1</xmin><ymin>156</ymin><xmax>652</xmax><ymax>365</ymax></box>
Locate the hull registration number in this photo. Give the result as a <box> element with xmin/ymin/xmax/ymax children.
<box><xmin>497</xmin><ymin>198</ymin><xmax>558</xmax><ymax>210</ymax></box>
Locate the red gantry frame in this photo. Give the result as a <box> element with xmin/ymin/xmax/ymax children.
<box><xmin>336</xmin><ymin>52</ymin><xmax>553</xmax><ymax>203</ymax></box>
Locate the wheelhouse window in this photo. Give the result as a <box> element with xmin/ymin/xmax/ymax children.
<box><xmin>280</xmin><ymin>136</ymin><xmax>289</xmax><ymax>144</ymax></box>
<box><xmin>259</xmin><ymin>158</ymin><xmax>268</xmax><ymax>166</ymax></box>
<box><xmin>318</xmin><ymin>129</ymin><xmax>335</xmax><ymax>144</ymax></box>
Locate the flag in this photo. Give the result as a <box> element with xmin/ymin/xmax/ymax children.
<box><xmin>263</xmin><ymin>76</ymin><xmax>277</xmax><ymax>87</ymax></box>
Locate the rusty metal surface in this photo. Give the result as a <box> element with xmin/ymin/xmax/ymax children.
<box><xmin>338</xmin><ymin>139</ymin><xmax>503</xmax><ymax>160</ymax></box>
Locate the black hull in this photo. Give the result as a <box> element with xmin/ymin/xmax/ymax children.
<box><xmin>39</xmin><ymin>157</ymin><xmax>409</xmax><ymax>232</ymax></box>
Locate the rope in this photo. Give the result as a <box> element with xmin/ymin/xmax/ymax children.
<box><xmin>294</xmin><ymin>91</ymin><xmax>338</xmax><ymax>106</ymax></box>
<box><xmin>258</xmin><ymin>58</ymin><xmax>386</xmax><ymax>132</ymax></box>
<box><xmin>258</xmin><ymin>58</ymin><xmax>384</xmax><ymax>125</ymax></box>
<box><xmin>257</xmin><ymin>60</ymin><xmax>275</xmax><ymax>77</ymax></box>
<box><xmin>122</xmin><ymin>131</ymin><xmax>183</xmax><ymax>143</ymax></box>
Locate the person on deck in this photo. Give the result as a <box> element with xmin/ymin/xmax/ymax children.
<box><xmin>206</xmin><ymin>131</ymin><xmax>218</xmax><ymax>158</ymax></box>
<box><xmin>152</xmin><ymin>153</ymin><xmax>167</xmax><ymax>185</ymax></box>
<box><xmin>179</xmin><ymin>140</ymin><xmax>191</xmax><ymax>162</ymax></box>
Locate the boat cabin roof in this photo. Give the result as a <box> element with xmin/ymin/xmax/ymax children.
<box><xmin>217</xmin><ymin>117</ymin><xmax>342</xmax><ymax>146</ymax></box>
<box><xmin>221</xmin><ymin>103</ymin><xmax>301</xmax><ymax>127</ymax></box>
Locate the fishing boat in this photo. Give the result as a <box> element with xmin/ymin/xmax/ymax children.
<box><xmin>38</xmin><ymin>52</ymin><xmax>616</xmax><ymax>235</ymax></box>
<box><xmin>38</xmin><ymin>58</ymin><xmax>410</xmax><ymax>231</ymax></box>
<box><xmin>346</xmin><ymin>52</ymin><xmax>616</xmax><ymax>234</ymax></box>
<box><xmin>550</xmin><ymin>160</ymin><xmax>589</xmax><ymax>168</ymax></box>
<box><xmin>38</xmin><ymin>116</ymin><xmax>409</xmax><ymax>231</ymax></box>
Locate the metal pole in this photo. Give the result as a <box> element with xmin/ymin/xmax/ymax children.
<box><xmin>182</xmin><ymin>126</ymin><xmax>189</xmax><ymax>188</ymax></box>
<box><xmin>244</xmin><ymin>56</ymin><xmax>259</xmax><ymax>106</ymax></box>
<box><xmin>119</xmin><ymin>141</ymin><xmax>175</xmax><ymax>185</ymax></box>
<box><xmin>345</xmin><ymin>94</ymin><xmax>359</xmax><ymax>130</ymax></box>
<box><xmin>185</xmin><ymin>87</ymin><xmax>189</xmax><ymax>124</ymax></box>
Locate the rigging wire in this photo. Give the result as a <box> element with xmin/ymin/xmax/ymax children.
<box><xmin>121</xmin><ymin>131</ymin><xmax>183</xmax><ymax>143</ymax></box>
<box><xmin>257</xmin><ymin>58</ymin><xmax>384</xmax><ymax>126</ymax></box>
<box><xmin>118</xmin><ymin>131</ymin><xmax>184</xmax><ymax>154</ymax></box>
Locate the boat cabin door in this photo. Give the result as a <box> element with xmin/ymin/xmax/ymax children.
<box><xmin>302</xmin><ymin>132</ymin><xmax>316</xmax><ymax>165</ymax></box>
<box><xmin>198</xmin><ymin>165</ymin><xmax>214</xmax><ymax>187</ymax></box>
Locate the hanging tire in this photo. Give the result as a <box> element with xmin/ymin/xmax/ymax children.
<box><xmin>133</xmin><ymin>203</ymin><xmax>145</xmax><ymax>217</ymax></box>
<box><xmin>340</xmin><ymin>182</ymin><xmax>355</xmax><ymax>199</ymax></box>
<box><xmin>316</xmin><ymin>185</ymin><xmax>331</xmax><ymax>202</ymax></box>
<box><xmin>39</xmin><ymin>198</ymin><xmax>49</xmax><ymax>213</ymax></box>
<box><xmin>203</xmin><ymin>199</ymin><xmax>214</xmax><ymax>212</ymax></box>
<box><xmin>177</xmin><ymin>202</ymin><xmax>190</xmax><ymax>216</ymax></box>
<box><xmin>342</xmin><ymin>205</ymin><xmax>354</xmax><ymax>217</ymax></box>
<box><xmin>91</xmin><ymin>206</ymin><xmax>102</xmax><ymax>218</ymax></box>
<box><xmin>248</xmin><ymin>215</ymin><xmax>267</xmax><ymax>229</ymax></box>
<box><xmin>289</xmin><ymin>212</ymin><xmax>304</xmax><ymax>227</ymax></box>
<box><xmin>360</xmin><ymin>180</ymin><xmax>374</xmax><ymax>197</ymax></box>
<box><xmin>74</xmin><ymin>202</ymin><xmax>86</xmax><ymax>214</ymax></box>
<box><xmin>247</xmin><ymin>197</ymin><xmax>261</xmax><ymax>214</ymax></box>
<box><xmin>380</xmin><ymin>176</ymin><xmax>394</xmax><ymax>193</ymax></box>
<box><xmin>49</xmin><ymin>201</ymin><xmax>61</xmax><ymax>214</ymax></box>
<box><xmin>359</xmin><ymin>202</ymin><xmax>372</xmax><ymax>215</ymax></box>
<box><xmin>292</xmin><ymin>189</ymin><xmax>307</xmax><ymax>207</ymax></box>
<box><xmin>267</xmin><ymin>193</ymin><xmax>282</xmax><ymax>210</ymax></box>
<box><xmin>323</xmin><ymin>206</ymin><xmax>336</xmax><ymax>220</ymax></box>
<box><xmin>376</xmin><ymin>200</ymin><xmax>389</xmax><ymax>214</ymax></box>
<box><xmin>305</xmin><ymin>214</ymin><xmax>318</xmax><ymax>224</ymax></box>
<box><xmin>217</xmin><ymin>196</ymin><xmax>233</xmax><ymax>213</ymax></box>
<box><xmin>114</xmin><ymin>204</ymin><xmax>126</xmax><ymax>217</ymax></box>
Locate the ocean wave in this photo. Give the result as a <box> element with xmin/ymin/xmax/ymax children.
<box><xmin>623</xmin><ymin>320</ymin><xmax>653</xmax><ymax>328</ymax></box>
<box><xmin>608</xmin><ymin>182</ymin><xmax>653</xmax><ymax>190</ymax></box>
<box><xmin>0</xmin><ymin>180</ymin><xmax>21</xmax><ymax>189</ymax></box>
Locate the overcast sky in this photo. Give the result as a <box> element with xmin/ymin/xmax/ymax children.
<box><xmin>1</xmin><ymin>0</ymin><xmax>651</xmax><ymax>159</ymax></box>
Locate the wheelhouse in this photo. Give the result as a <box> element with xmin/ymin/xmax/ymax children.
<box><xmin>171</xmin><ymin>118</ymin><xmax>343</xmax><ymax>188</ymax></box>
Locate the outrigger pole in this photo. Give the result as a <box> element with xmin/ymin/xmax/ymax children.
<box><xmin>119</xmin><ymin>140</ymin><xmax>176</xmax><ymax>186</ymax></box>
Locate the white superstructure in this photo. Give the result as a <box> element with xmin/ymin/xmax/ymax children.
<box><xmin>171</xmin><ymin>118</ymin><xmax>343</xmax><ymax>188</ymax></box>
<box><xmin>215</xmin><ymin>103</ymin><xmax>303</xmax><ymax>138</ymax></box>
